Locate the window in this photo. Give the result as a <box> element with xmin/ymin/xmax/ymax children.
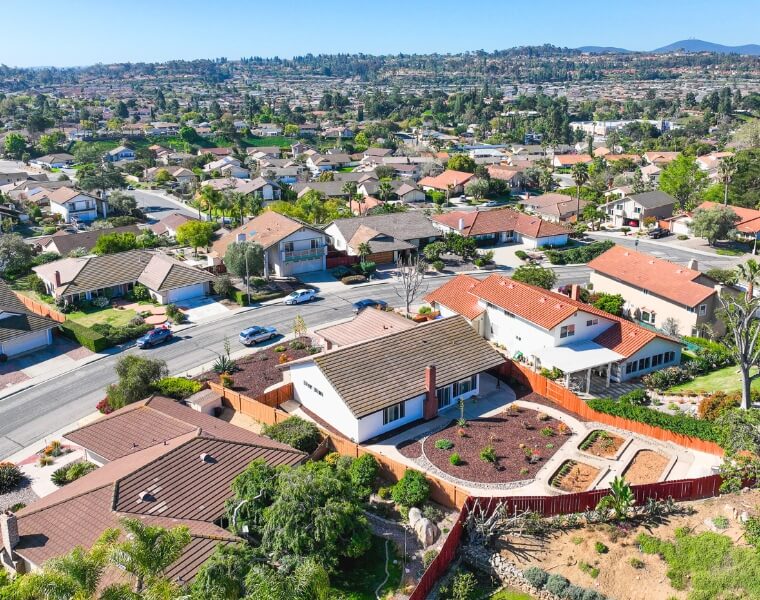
<box><xmin>560</xmin><ymin>324</ymin><xmax>576</xmax><ymax>339</ymax></box>
<box><xmin>310</xmin><ymin>238</ymin><xmax>321</xmax><ymax>249</ymax></box>
<box><xmin>626</xmin><ymin>362</ymin><xmax>636</xmax><ymax>374</ymax></box>
<box><xmin>283</xmin><ymin>241</ymin><xmax>294</xmax><ymax>252</ymax></box>
<box><xmin>303</xmin><ymin>381</ymin><xmax>324</xmax><ymax>397</ymax></box>
<box><xmin>664</xmin><ymin>351</ymin><xmax>676</xmax><ymax>364</ymax></box>
<box><xmin>652</xmin><ymin>354</ymin><xmax>663</xmax><ymax>367</ymax></box>
<box><xmin>586</xmin><ymin>318</ymin><xmax>598</xmax><ymax>327</ymax></box>
<box><xmin>634</xmin><ymin>206</ymin><xmax>642</xmax><ymax>214</ymax></box>
<box><xmin>687</xmin><ymin>306</ymin><xmax>695</xmax><ymax>313</ymax></box>
<box><xmin>453</xmin><ymin>376</ymin><xmax>476</xmax><ymax>398</ymax></box>
<box><xmin>641</xmin><ymin>311</ymin><xmax>656</xmax><ymax>325</ymax></box>
<box><xmin>436</xmin><ymin>386</ymin><xmax>452</xmax><ymax>409</ymax></box>
<box><xmin>699</xmin><ymin>304</ymin><xmax>707</xmax><ymax>316</ymax></box>
<box><xmin>383</xmin><ymin>402</ymin><xmax>405</xmax><ymax>425</ymax></box>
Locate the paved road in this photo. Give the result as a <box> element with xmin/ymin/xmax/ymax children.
<box><xmin>130</xmin><ymin>189</ymin><xmax>198</xmax><ymax>223</ymax></box>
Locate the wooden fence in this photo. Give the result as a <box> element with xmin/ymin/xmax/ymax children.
<box><xmin>209</xmin><ymin>381</ymin><xmax>293</xmax><ymax>425</ymax></box>
<box><xmin>15</xmin><ymin>293</ymin><xmax>66</xmax><ymax>323</ymax></box>
<box><xmin>493</xmin><ymin>361</ymin><xmax>724</xmax><ymax>456</ymax></box>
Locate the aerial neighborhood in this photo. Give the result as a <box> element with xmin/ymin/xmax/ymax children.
<box><xmin>2</xmin><ymin>9</ymin><xmax>760</xmax><ymax>600</ymax></box>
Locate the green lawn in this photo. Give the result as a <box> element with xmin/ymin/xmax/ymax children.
<box><xmin>67</xmin><ymin>306</ymin><xmax>137</xmax><ymax>328</ymax></box>
<box><xmin>329</xmin><ymin>536</ymin><xmax>402</xmax><ymax>600</ymax></box>
<box><xmin>667</xmin><ymin>364</ymin><xmax>757</xmax><ymax>395</ymax></box>
<box><xmin>239</xmin><ymin>135</ymin><xmax>294</xmax><ymax>148</ymax></box>
<box><xmin>491</xmin><ymin>589</ymin><xmax>535</xmax><ymax>600</ymax></box>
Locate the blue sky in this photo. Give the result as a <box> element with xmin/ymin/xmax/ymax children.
<box><xmin>2</xmin><ymin>0</ymin><xmax>758</xmax><ymax>67</ymax></box>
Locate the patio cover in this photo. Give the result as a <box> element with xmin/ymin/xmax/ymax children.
<box><xmin>534</xmin><ymin>340</ymin><xmax>624</xmax><ymax>373</ymax></box>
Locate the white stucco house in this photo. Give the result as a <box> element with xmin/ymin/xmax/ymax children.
<box><xmin>0</xmin><ymin>281</ymin><xmax>58</xmax><ymax>358</ymax></box>
<box><xmin>47</xmin><ymin>188</ymin><xmax>107</xmax><ymax>223</ymax></box>
<box><xmin>426</xmin><ymin>274</ymin><xmax>682</xmax><ymax>393</ymax></box>
<box><xmin>281</xmin><ymin>316</ymin><xmax>504</xmax><ymax>443</ymax></box>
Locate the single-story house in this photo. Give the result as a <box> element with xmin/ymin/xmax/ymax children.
<box><xmin>198</xmin><ymin>147</ymin><xmax>232</xmax><ymax>158</ymax></box>
<box><xmin>418</xmin><ymin>170</ymin><xmax>474</xmax><ymax>195</ymax></box>
<box><xmin>551</xmin><ymin>154</ymin><xmax>593</xmax><ymax>169</ymax></box>
<box><xmin>104</xmin><ymin>145</ymin><xmax>136</xmax><ymax>162</ymax></box>
<box><xmin>0</xmin><ymin>280</ymin><xmax>58</xmax><ymax>358</ymax></box>
<box><xmin>38</xmin><ymin>224</ymin><xmax>142</xmax><ymax>255</ymax></box>
<box><xmin>144</xmin><ymin>165</ymin><xmax>197</xmax><ymax>185</ymax></box>
<box><xmin>150</xmin><ymin>213</ymin><xmax>197</xmax><ymax>237</ymax></box>
<box><xmin>292</xmin><ymin>181</ymin><xmax>351</xmax><ymax>199</ymax></box>
<box><xmin>210</xmin><ymin>211</ymin><xmax>327</xmax><ymax>277</ymax></box>
<box><xmin>643</xmin><ymin>151</ymin><xmax>680</xmax><ymax>167</ymax></box>
<box><xmin>325</xmin><ymin>212</ymin><xmax>441</xmax><ymax>264</ymax></box>
<box><xmin>30</xmin><ymin>153</ymin><xmax>75</xmax><ymax>169</ymax></box>
<box><xmin>282</xmin><ymin>316</ymin><xmax>504</xmax><ymax>442</ymax></box>
<box><xmin>306</xmin><ymin>153</ymin><xmax>353</xmax><ymax>175</ymax></box>
<box><xmin>431</xmin><ymin>208</ymin><xmax>570</xmax><ymax>248</ymax></box>
<box><xmin>486</xmin><ymin>165</ymin><xmax>525</xmax><ymax>189</ymax></box>
<box><xmin>519</xmin><ymin>193</ymin><xmax>588</xmax><ymax>223</ymax></box>
<box><xmin>34</xmin><ymin>250</ymin><xmax>214</xmax><ymax>305</ymax></box>
<box><xmin>425</xmin><ymin>274</ymin><xmax>682</xmax><ymax>393</ymax></box>
<box><xmin>47</xmin><ymin>187</ymin><xmax>108</xmax><ymax>223</ymax></box>
<box><xmin>358</xmin><ymin>180</ymin><xmax>425</xmax><ymax>202</ymax></box>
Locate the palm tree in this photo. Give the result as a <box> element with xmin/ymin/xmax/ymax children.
<box><xmin>538</xmin><ymin>169</ymin><xmax>554</xmax><ymax>194</ymax></box>
<box><xmin>445</xmin><ymin>183</ymin><xmax>455</xmax><ymax>207</ymax></box>
<box><xmin>357</xmin><ymin>241</ymin><xmax>372</xmax><ymax>263</ymax></box>
<box><xmin>110</xmin><ymin>517</ymin><xmax>191</xmax><ymax>593</ymax></box>
<box><xmin>571</xmin><ymin>162</ymin><xmax>589</xmax><ymax>222</ymax></box>
<box><xmin>229</xmin><ymin>191</ymin><xmax>249</xmax><ymax>225</ymax></box>
<box><xmin>342</xmin><ymin>181</ymin><xmax>360</xmax><ymax>214</ymax></box>
<box><xmin>737</xmin><ymin>258</ymin><xmax>760</xmax><ymax>300</ymax></box>
<box><xmin>377</xmin><ymin>181</ymin><xmax>393</xmax><ymax>203</ymax></box>
<box><xmin>718</xmin><ymin>155</ymin><xmax>738</xmax><ymax>206</ymax></box>
<box><xmin>199</xmin><ymin>186</ymin><xmax>222</xmax><ymax>222</ymax></box>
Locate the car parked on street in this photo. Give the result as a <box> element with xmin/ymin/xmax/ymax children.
<box><xmin>136</xmin><ymin>327</ymin><xmax>173</xmax><ymax>348</ymax></box>
<box><xmin>239</xmin><ymin>325</ymin><xmax>278</xmax><ymax>346</ymax></box>
<box><xmin>352</xmin><ymin>299</ymin><xmax>388</xmax><ymax>313</ymax></box>
<box><xmin>283</xmin><ymin>289</ymin><xmax>316</xmax><ymax>305</ymax></box>
<box><xmin>648</xmin><ymin>227</ymin><xmax>670</xmax><ymax>239</ymax></box>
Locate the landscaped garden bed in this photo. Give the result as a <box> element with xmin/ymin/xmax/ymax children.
<box><xmin>622</xmin><ymin>449</ymin><xmax>668</xmax><ymax>485</ymax></box>
<box><xmin>578</xmin><ymin>430</ymin><xmax>625</xmax><ymax>458</ymax></box>
<box><xmin>423</xmin><ymin>407</ymin><xmax>573</xmax><ymax>484</ymax></box>
<box><xmin>549</xmin><ymin>460</ymin><xmax>600</xmax><ymax>492</ymax></box>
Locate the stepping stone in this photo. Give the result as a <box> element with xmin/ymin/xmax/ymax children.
<box><xmin>149</xmin><ymin>306</ymin><xmax>167</xmax><ymax>315</ymax></box>
<box><xmin>145</xmin><ymin>315</ymin><xmax>168</xmax><ymax>325</ymax></box>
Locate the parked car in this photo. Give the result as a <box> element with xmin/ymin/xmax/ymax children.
<box><xmin>239</xmin><ymin>325</ymin><xmax>278</xmax><ymax>346</ymax></box>
<box><xmin>136</xmin><ymin>327</ymin><xmax>173</xmax><ymax>348</ymax></box>
<box><xmin>648</xmin><ymin>227</ymin><xmax>670</xmax><ymax>239</ymax></box>
<box><xmin>483</xmin><ymin>199</ymin><xmax>508</xmax><ymax>207</ymax></box>
<box><xmin>283</xmin><ymin>289</ymin><xmax>316</xmax><ymax>305</ymax></box>
<box><xmin>352</xmin><ymin>299</ymin><xmax>388</xmax><ymax>313</ymax></box>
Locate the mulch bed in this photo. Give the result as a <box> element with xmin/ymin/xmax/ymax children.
<box><xmin>623</xmin><ymin>449</ymin><xmax>668</xmax><ymax>485</ymax></box>
<box><xmin>550</xmin><ymin>460</ymin><xmax>600</xmax><ymax>493</ymax></box>
<box><xmin>398</xmin><ymin>439</ymin><xmax>422</xmax><ymax>460</ymax></box>
<box><xmin>196</xmin><ymin>336</ymin><xmax>315</xmax><ymax>397</ymax></box>
<box><xmin>579</xmin><ymin>430</ymin><xmax>625</xmax><ymax>458</ymax></box>
<box><xmin>513</xmin><ymin>389</ymin><xmax>591</xmax><ymax>423</ymax></box>
<box><xmin>423</xmin><ymin>407</ymin><xmax>573</xmax><ymax>484</ymax></box>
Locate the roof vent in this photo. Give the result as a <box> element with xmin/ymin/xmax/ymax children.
<box><xmin>539</xmin><ymin>297</ymin><xmax>546</xmax><ymax>303</ymax></box>
<box><xmin>138</xmin><ymin>491</ymin><xmax>154</xmax><ymax>502</ymax></box>
<box><xmin>623</xmin><ymin>252</ymin><xmax>629</xmax><ymax>256</ymax></box>
<box><xmin>648</xmin><ymin>260</ymin><xmax>655</xmax><ymax>265</ymax></box>
<box><xmin>200</xmin><ymin>453</ymin><xmax>215</xmax><ymax>463</ymax></box>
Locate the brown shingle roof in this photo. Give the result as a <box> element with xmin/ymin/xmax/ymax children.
<box><xmin>424</xmin><ymin>274</ymin><xmax>486</xmax><ymax>320</ymax></box>
<box><xmin>47</xmin><ymin>187</ymin><xmax>96</xmax><ymax>205</ymax></box>
<box><xmin>41</xmin><ymin>225</ymin><xmax>142</xmax><ymax>255</ymax></box>
<box><xmin>315</xmin><ymin>309</ymin><xmax>415</xmax><ymax>347</ymax></box>
<box><xmin>418</xmin><ymin>169</ymin><xmax>474</xmax><ymax>190</ymax></box>
<box><xmin>588</xmin><ymin>245</ymin><xmax>715</xmax><ymax>307</ymax></box>
<box><xmin>137</xmin><ymin>254</ymin><xmax>213</xmax><ymax>293</ymax></box>
<box><xmin>211</xmin><ymin>211</ymin><xmax>320</xmax><ymax>257</ymax></box>
<box><xmin>432</xmin><ymin>208</ymin><xmax>569</xmax><ymax>239</ymax></box>
<box><xmin>0</xmin><ymin>281</ymin><xmax>57</xmax><ymax>343</ymax></box>
<box><xmin>306</xmin><ymin>316</ymin><xmax>503</xmax><ymax>418</ymax></box>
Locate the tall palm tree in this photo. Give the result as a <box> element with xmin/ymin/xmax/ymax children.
<box><xmin>737</xmin><ymin>258</ymin><xmax>760</xmax><ymax>300</ymax></box>
<box><xmin>718</xmin><ymin>155</ymin><xmax>738</xmax><ymax>206</ymax></box>
<box><xmin>110</xmin><ymin>517</ymin><xmax>191</xmax><ymax>593</ymax></box>
<box><xmin>229</xmin><ymin>191</ymin><xmax>249</xmax><ymax>225</ymax></box>
<box><xmin>199</xmin><ymin>186</ymin><xmax>222</xmax><ymax>222</ymax></box>
<box><xmin>342</xmin><ymin>181</ymin><xmax>360</xmax><ymax>214</ymax></box>
<box><xmin>571</xmin><ymin>162</ymin><xmax>589</xmax><ymax>222</ymax></box>
<box><xmin>377</xmin><ymin>181</ymin><xmax>393</xmax><ymax>203</ymax></box>
<box><xmin>357</xmin><ymin>241</ymin><xmax>372</xmax><ymax>263</ymax></box>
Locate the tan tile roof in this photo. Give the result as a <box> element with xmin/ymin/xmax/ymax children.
<box><xmin>211</xmin><ymin>211</ymin><xmax>319</xmax><ymax>256</ymax></box>
<box><xmin>588</xmin><ymin>245</ymin><xmax>715</xmax><ymax>307</ymax></box>
<box><xmin>697</xmin><ymin>201</ymin><xmax>760</xmax><ymax>234</ymax></box>
<box><xmin>137</xmin><ymin>254</ymin><xmax>213</xmax><ymax>293</ymax></box>
<box><xmin>47</xmin><ymin>187</ymin><xmax>96</xmax><ymax>205</ymax></box>
<box><xmin>424</xmin><ymin>274</ymin><xmax>486</xmax><ymax>320</ymax></box>
<box><xmin>315</xmin><ymin>309</ymin><xmax>415</xmax><ymax>347</ymax></box>
<box><xmin>553</xmin><ymin>154</ymin><xmax>593</xmax><ymax>165</ymax></box>
<box><xmin>0</xmin><ymin>281</ymin><xmax>58</xmax><ymax>343</ymax></box>
<box><xmin>307</xmin><ymin>316</ymin><xmax>503</xmax><ymax>418</ymax></box>
<box><xmin>150</xmin><ymin>213</ymin><xmax>197</xmax><ymax>235</ymax></box>
<box><xmin>432</xmin><ymin>208</ymin><xmax>569</xmax><ymax>239</ymax></box>
<box><xmin>418</xmin><ymin>169</ymin><xmax>474</xmax><ymax>190</ymax></box>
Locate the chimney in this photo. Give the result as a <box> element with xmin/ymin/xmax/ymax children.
<box><xmin>1</xmin><ymin>511</ymin><xmax>19</xmax><ymax>554</ymax></box>
<box><xmin>423</xmin><ymin>365</ymin><xmax>437</xmax><ymax>420</ymax></box>
<box><xmin>54</xmin><ymin>270</ymin><xmax>61</xmax><ymax>288</ymax></box>
<box><xmin>458</xmin><ymin>217</ymin><xmax>464</xmax><ymax>231</ymax></box>
<box><xmin>687</xmin><ymin>259</ymin><xmax>698</xmax><ymax>271</ymax></box>
<box><xmin>570</xmin><ymin>284</ymin><xmax>581</xmax><ymax>301</ymax></box>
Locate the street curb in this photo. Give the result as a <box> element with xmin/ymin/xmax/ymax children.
<box><xmin>589</xmin><ymin>232</ymin><xmax>730</xmax><ymax>258</ymax></box>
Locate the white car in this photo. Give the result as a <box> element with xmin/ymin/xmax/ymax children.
<box><xmin>283</xmin><ymin>289</ymin><xmax>316</xmax><ymax>305</ymax></box>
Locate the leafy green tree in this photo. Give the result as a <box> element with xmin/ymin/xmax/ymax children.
<box><xmin>659</xmin><ymin>154</ymin><xmax>707</xmax><ymax>211</ymax></box>
<box><xmin>391</xmin><ymin>469</ymin><xmax>430</xmax><ymax>508</ymax></box>
<box><xmin>465</xmin><ymin>179</ymin><xmax>489</xmax><ymax>201</ymax></box>
<box><xmin>243</xmin><ymin>558</ymin><xmax>330</xmax><ymax>600</ymax></box>
<box><xmin>690</xmin><ymin>205</ymin><xmax>741</xmax><ymax>246</ymax></box>
<box><xmin>37</xmin><ymin>131</ymin><xmax>66</xmax><ymax>154</ymax></box>
<box><xmin>0</xmin><ymin>233</ymin><xmax>34</xmax><ymax>277</ymax></box>
<box><xmin>190</xmin><ymin>543</ymin><xmax>257</xmax><ymax>600</ymax></box>
<box><xmin>106</xmin><ymin>355</ymin><xmax>168</xmax><ymax>409</ymax></box>
<box><xmin>110</xmin><ymin>517</ymin><xmax>191</xmax><ymax>593</ymax></box>
<box><xmin>78</xmin><ymin>164</ymin><xmax>126</xmax><ymax>194</ymax></box>
<box><xmin>592</xmin><ymin>292</ymin><xmax>625</xmax><ymax>316</ymax></box>
<box><xmin>92</xmin><ymin>232</ymin><xmax>139</xmax><ymax>255</ymax></box>
<box><xmin>224</xmin><ymin>241</ymin><xmax>264</xmax><ymax>279</ymax></box>
<box><xmin>716</xmin><ymin>409</ymin><xmax>760</xmax><ymax>453</ymax></box>
<box><xmin>446</xmin><ymin>155</ymin><xmax>476</xmax><ymax>173</ymax></box>
<box><xmin>107</xmin><ymin>192</ymin><xmax>139</xmax><ymax>217</ymax></box>
<box><xmin>3</xmin><ymin>133</ymin><xmax>27</xmax><ymax>159</ymax></box>
<box><xmin>72</xmin><ymin>143</ymin><xmax>101</xmax><ymax>165</ymax></box>
<box><xmin>175</xmin><ymin>220</ymin><xmax>215</xmax><ymax>256</ymax></box>
<box><xmin>154</xmin><ymin>169</ymin><xmax>174</xmax><ymax>185</ymax></box>
<box><xmin>423</xmin><ymin>241</ymin><xmax>447</xmax><ymax>262</ymax></box>
<box><xmin>511</xmin><ymin>265</ymin><xmax>557</xmax><ymax>290</ymax></box>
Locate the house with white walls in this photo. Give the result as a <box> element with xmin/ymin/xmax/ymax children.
<box><xmin>280</xmin><ymin>316</ymin><xmax>503</xmax><ymax>443</ymax></box>
<box><xmin>425</xmin><ymin>274</ymin><xmax>682</xmax><ymax>393</ymax></box>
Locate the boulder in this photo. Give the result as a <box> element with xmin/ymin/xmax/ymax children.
<box><xmin>740</xmin><ymin>511</ymin><xmax>750</xmax><ymax>523</ymax></box>
<box><xmin>414</xmin><ymin>517</ymin><xmax>440</xmax><ymax>547</ymax></box>
<box><xmin>408</xmin><ymin>507</ymin><xmax>423</xmax><ymax>527</ymax></box>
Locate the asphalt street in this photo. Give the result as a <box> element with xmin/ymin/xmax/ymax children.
<box><xmin>130</xmin><ymin>189</ymin><xmax>198</xmax><ymax>222</ymax></box>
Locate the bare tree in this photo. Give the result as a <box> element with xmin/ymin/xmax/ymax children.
<box><xmin>394</xmin><ymin>254</ymin><xmax>427</xmax><ymax>315</ymax></box>
<box><xmin>661</xmin><ymin>317</ymin><xmax>681</xmax><ymax>337</ymax></box>
<box><xmin>719</xmin><ymin>290</ymin><xmax>760</xmax><ymax>409</ymax></box>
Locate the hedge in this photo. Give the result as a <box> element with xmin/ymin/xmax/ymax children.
<box><xmin>587</xmin><ymin>398</ymin><xmax>721</xmax><ymax>443</ymax></box>
<box><xmin>154</xmin><ymin>377</ymin><xmax>203</xmax><ymax>400</ymax></box>
<box><xmin>230</xmin><ymin>289</ymin><xmax>286</xmax><ymax>306</ymax></box>
<box><xmin>544</xmin><ymin>240</ymin><xmax>614</xmax><ymax>265</ymax></box>
<box><xmin>59</xmin><ymin>321</ymin><xmax>110</xmax><ymax>352</ymax></box>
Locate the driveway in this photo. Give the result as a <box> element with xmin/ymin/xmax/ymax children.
<box><xmin>176</xmin><ymin>296</ymin><xmax>233</xmax><ymax>322</ymax></box>
<box><xmin>130</xmin><ymin>189</ymin><xmax>199</xmax><ymax>222</ymax></box>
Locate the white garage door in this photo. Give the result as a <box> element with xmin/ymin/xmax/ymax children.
<box><xmin>167</xmin><ymin>283</ymin><xmax>207</xmax><ymax>303</ymax></box>
<box><xmin>287</xmin><ymin>258</ymin><xmax>324</xmax><ymax>275</ymax></box>
<box><xmin>2</xmin><ymin>329</ymin><xmax>51</xmax><ymax>357</ymax></box>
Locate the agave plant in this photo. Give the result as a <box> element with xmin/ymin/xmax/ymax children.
<box><xmin>596</xmin><ymin>476</ymin><xmax>635</xmax><ymax>521</ymax></box>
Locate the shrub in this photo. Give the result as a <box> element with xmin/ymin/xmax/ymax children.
<box><xmin>712</xmin><ymin>516</ymin><xmax>729</xmax><ymax>529</ymax></box>
<box><xmin>357</xmin><ymin>261</ymin><xmax>376</xmax><ymax>276</ymax></box>
<box><xmin>479</xmin><ymin>445</ymin><xmax>497</xmax><ymax>463</ymax></box>
<box><xmin>261</xmin><ymin>416</ymin><xmax>321</xmax><ymax>453</ymax></box>
<box><xmin>435</xmin><ymin>438</ymin><xmax>454</xmax><ymax>450</ymax></box>
<box><xmin>391</xmin><ymin>469</ymin><xmax>430</xmax><ymax>507</ymax></box>
<box><xmin>587</xmin><ymin>398</ymin><xmax>720</xmax><ymax>443</ymax></box>
<box><xmin>523</xmin><ymin>566</ymin><xmax>548</xmax><ymax>589</ymax></box>
<box><xmin>0</xmin><ymin>462</ymin><xmax>22</xmax><ymax>493</ymax></box>
<box><xmin>59</xmin><ymin>321</ymin><xmax>110</xmax><ymax>352</ymax></box>
<box><xmin>377</xmin><ymin>486</ymin><xmax>391</xmax><ymax>500</ymax></box>
<box><xmin>565</xmin><ymin>584</ymin><xmax>586</xmax><ymax>600</ymax></box>
<box><xmin>95</xmin><ymin>398</ymin><xmax>113</xmax><ymax>414</ymax></box>
<box><xmin>432</xmin><ymin>259</ymin><xmax>445</xmax><ymax>271</ymax></box>
<box><xmin>629</xmin><ymin>557</ymin><xmax>645</xmax><ymax>569</ymax></box>
<box><xmin>154</xmin><ymin>377</ymin><xmax>203</xmax><ymax>400</ymax></box>
<box><xmin>165</xmin><ymin>304</ymin><xmax>186</xmax><ymax>324</ymax></box>
<box><xmin>51</xmin><ymin>461</ymin><xmax>96</xmax><ymax>486</ymax></box>
<box><xmin>38</xmin><ymin>455</ymin><xmax>54</xmax><ymax>466</ymax></box>
<box><xmin>131</xmin><ymin>284</ymin><xmax>150</xmax><ymax>301</ymax></box>
<box><xmin>449</xmin><ymin>452</ymin><xmax>462</xmax><ymax>466</ymax></box>
<box><xmin>274</xmin><ymin>345</ymin><xmax>286</xmax><ymax>352</ymax></box>
<box><xmin>677</xmin><ymin>234</ymin><xmax>689</xmax><ymax>240</ymax></box>
<box><xmin>212</xmin><ymin>274</ymin><xmax>234</xmax><ymax>297</ymax></box>
<box><xmin>349</xmin><ymin>454</ymin><xmax>379</xmax><ymax>498</ymax></box>
<box><xmin>419</xmin><ymin>305</ymin><xmax>433</xmax><ymax>315</ymax></box>
<box><xmin>92</xmin><ymin>296</ymin><xmax>109</xmax><ymax>308</ymax></box>
<box><xmin>619</xmin><ymin>389</ymin><xmax>649</xmax><ymax>406</ymax></box>
<box><xmin>341</xmin><ymin>274</ymin><xmax>367</xmax><ymax>285</ymax></box>
<box><xmin>422</xmin><ymin>549</ymin><xmax>438</xmax><ymax>568</ymax></box>
<box><xmin>642</xmin><ymin>366</ymin><xmax>692</xmax><ymax>390</ymax></box>
<box><xmin>544</xmin><ymin>240</ymin><xmax>614</xmax><ymax>265</ymax></box>
<box><xmin>289</xmin><ymin>340</ymin><xmax>306</xmax><ymax>350</ymax></box>
<box><xmin>450</xmin><ymin>571</ymin><xmax>477</xmax><ymax>600</ymax></box>
<box><xmin>540</xmin><ymin>426</ymin><xmax>555</xmax><ymax>437</ymax></box>
<box><xmin>594</xmin><ymin>541</ymin><xmax>608</xmax><ymax>554</ymax></box>
<box><xmin>91</xmin><ymin>322</ymin><xmax>152</xmax><ymax>346</ymax></box>
<box><xmin>699</xmin><ymin>392</ymin><xmax>741</xmax><ymax>421</ymax></box>
<box><xmin>331</xmin><ymin>266</ymin><xmax>353</xmax><ymax>279</ymax></box>
<box><xmin>545</xmin><ymin>574</ymin><xmax>569</xmax><ymax>596</ymax></box>
<box><xmin>422</xmin><ymin>503</ymin><xmax>444</xmax><ymax>523</ymax></box>
<box><xmin>231</xmin><ymin>289</ymin><xmax>250</xmax><ymax>306</ymax></box>
<box><xmin>212</xmin><ymin>354</ymin><xmax>236</xmax><ymax>374</ymax></box>
<box><xmin>515</xmin><ymin>250</ymin><xmax>529</xmax><ymax>261</ymax></box>
<box><xmin>129</xmin><ymin>316</ymin><xmax>145</xmax><ymax>326</ymax></box>
<box><xmin>744</xmin><ymin>516</ymin><xmax>760</xmax><ymax>550</ymax></box>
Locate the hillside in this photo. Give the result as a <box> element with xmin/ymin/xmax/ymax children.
<box><xmin>653</xmin><ymin>39</ymin><xmax>760</xmax><ymax>55</ymax></box>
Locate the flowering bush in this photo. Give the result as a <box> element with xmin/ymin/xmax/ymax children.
<box><xmin>96</xmin><ymin>398</ymin><xmax>113</xmax><ymax>414</ymax></box>
<box><xmin>92</xmin><ymin>296</ymin><xmax>109</xmax><ymax>308</ymax></box>
<box><xmin>642</xmin><ymin>366</ymin><xmax>692</xmax><ymax>391</ymax></box>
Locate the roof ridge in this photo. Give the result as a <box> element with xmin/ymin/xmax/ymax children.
<box><xmin>18</xmin><ymin>483</ymin><xmax>114</xmax><ymax>518</ymax></box>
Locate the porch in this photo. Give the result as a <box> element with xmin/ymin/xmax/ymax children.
<box><xmin>533</xmin><ymin>340</ymin><xmax>624</xmax><ymax>395</ymax></box>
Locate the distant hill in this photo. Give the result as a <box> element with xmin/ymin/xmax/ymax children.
<box><xmin>577</xmin><ymin>46</ymin><xmax>632</xmax><ymax>54</ymax></box>
<box><xmin>653</xmin><ymin>39</ymin><xmax>760</xmax><ymax>55</ymax></box>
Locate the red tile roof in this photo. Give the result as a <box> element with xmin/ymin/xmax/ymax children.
<box><xmin>432</xmin><ymin>208</ymin><xmax>569</xmax><ymax>239</ymax></box>
<box><xmin>424</xmin><ymin>274</ymin><xmax>486</xmax><ymax>320</ymax></box>
<box><xmin>696</xmin><ymin>201</ymin><xmax>760</xmax><ymax>234</ymax></box>
<box><xmin>588</xmin><ymin>245</ymin><xmax>715</xmax><ymax>307</ymax></box>
<box><xmin>418</xmin><ymin>169</ymin><xmax>474</xmax><ymax>190</ymax></box>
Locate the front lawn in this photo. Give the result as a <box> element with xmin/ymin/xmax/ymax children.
<box><xmin>329</xmin><ymin>535</ymin><xmax>402</xmax><ymax>600</ymax></box>
<box><xmin>667</xmin><ymin>364</ymin><xmax>759</xmax><ymax>396</ymax></box>
<box><xmin>67</xmin><ymin>306</ymin><xmax>137</xmax><ymax>328</ymax></box>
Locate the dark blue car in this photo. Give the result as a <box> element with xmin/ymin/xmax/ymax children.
<box><xmin>136</xmin><ymin>327</ymin><xmax>173</xmax><ymax>348</ymax></box>
<box><xmin>352</xmin><ymin>299</ymin><xmax>388</xmax><ymax>313</ymax></box>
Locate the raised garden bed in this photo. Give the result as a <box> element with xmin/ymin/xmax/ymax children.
<box><xmin>422</xmin><ymin>407</ymin><xmax>573</xmax><ymax>484</ymax></box>
<box><xmin>550</xmin><ymin>459</ymin><xmax>601</xmax><ymax>493</ymax></box>
<box><xmin>578</xmin><ymin>430</ymin><xmax>625</xmax><ymax>458</ymax></box>
<box><xmin>622</xmin><ymin>449</ymin><xmax>669</xmax><ymax>485</ymax></box>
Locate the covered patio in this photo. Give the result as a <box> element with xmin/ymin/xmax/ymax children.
<box><xmin>533</xmin><ymin>340</ymin><xmax>624</xmax><ymax>394</ymax></box>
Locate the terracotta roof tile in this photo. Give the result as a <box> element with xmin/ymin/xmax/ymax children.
<box><xmin>432</xmin><ymin>208</ymin><xmax>569</xmax><ymax>239</ymax></box>
<box><xmin>424</xmin><ymin>274</ymin><xmax>486</xmax><ymax>320</ymax></box>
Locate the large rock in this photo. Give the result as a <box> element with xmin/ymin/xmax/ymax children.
<box><xmin>414</xmin><ymin>517</ymin><xmax>440</xmax><ymax>547</ymax></box>
<box><xmin>408</xmin><ymin>507</ymin><xmax>423</xmax><ymax>527</ymax></box>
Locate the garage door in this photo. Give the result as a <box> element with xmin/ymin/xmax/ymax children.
<box><xmin>286</xmin><ymin>258</ymin><xmax>324</xmax><ymax>275</ymax></box>
<box><xmin>167</xmin><ymin>283</ymin><xmax>207</xmax><ymax>303</ymax></box>
<box><xmin>368</xmin><ymin>251</ymin><xmax>395</xmax><ymax>264</ymax></box>
<box><xmin>2</xmin><ymin>330</ymin><xmax>51</xmax><ymax>357</ymax></box>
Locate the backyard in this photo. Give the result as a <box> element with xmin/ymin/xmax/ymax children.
<box><xmin>667</xmin><ymin>364</ymin><xmax>758</xmax><ymax>396</ymax></box>
<box><xmin>329</xmin><ymin>536</ymin><xmax>402</xmax><ymax>600</ymax></box>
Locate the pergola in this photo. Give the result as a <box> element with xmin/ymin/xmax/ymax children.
<box><xmin>533</xmin><ymin>340</ymin><xmax>624</xmax><ymax>394</ymax></box>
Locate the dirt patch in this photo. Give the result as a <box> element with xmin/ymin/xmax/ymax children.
<box><xmin>423</xmin><ymin>407</ymin><xmax>572</xmax><ymax>484</ymax></box>
<box><xmin>578</xmin><ymin>430</ymin><xmax>625</xmax><ymax>458</ymax></box>
<box><xmin>196</xmin><ymin>336</ymin><xmax>315</xmax><ymax>397</ymax></box>
<box><xmin>550</xmin><ymin>460</ymin><xmax>601</xmax><ymax>493</ymax></box>
<box><xmin>513</xmin><ymin>389</ymin><xmax>590</xmax><ymax>423</ymax></box>
<box><xmin>623</xmin><ymin>449</ymin><xmax>669</xmax><ymax>485</ymax></box>
<box><xmin>501</xmin><ymin>489</ymin><xmax>760</xmax><ymax>600</ymax></box>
